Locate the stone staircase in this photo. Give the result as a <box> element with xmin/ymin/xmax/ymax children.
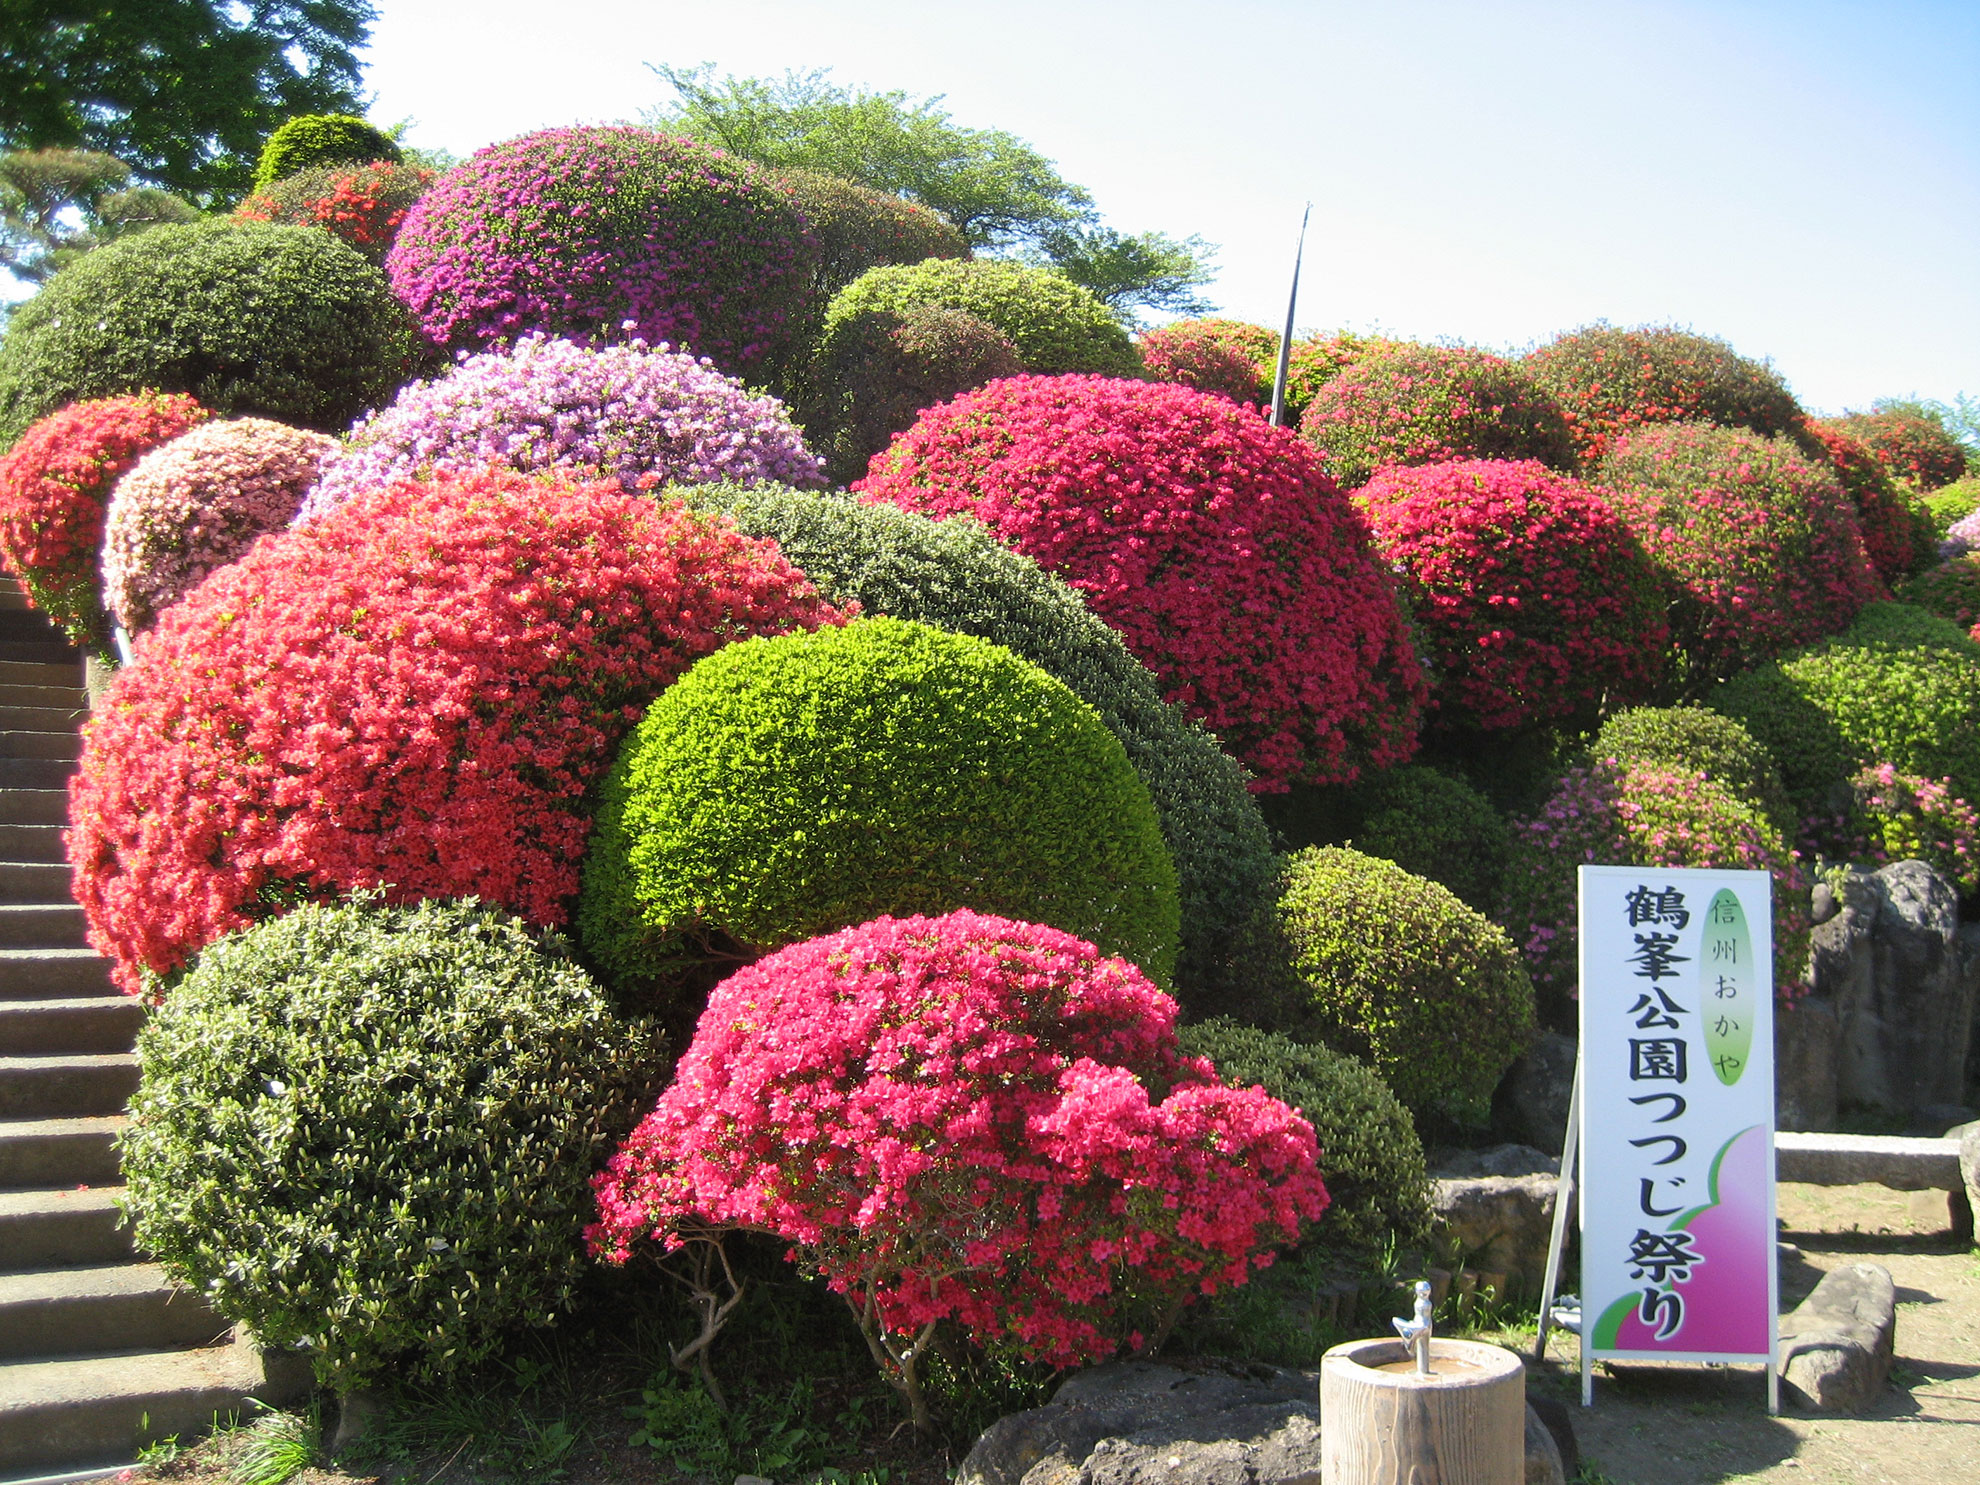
<box><xmin>0</xmin><ymin>581</ymin><xmax>295</xmax><ymax>1481</ymax></box>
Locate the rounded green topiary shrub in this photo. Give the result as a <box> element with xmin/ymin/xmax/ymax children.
<box><xmin>0</xmin><ymin>220</ymin><xmax>421</xmax><ymax>449</ymax></box>
<box><xmin>820</xmin><ymin>258</ymin><xmax>1141</xmax><ymax>377</ymax></box>
<box><xmin>1925</xmin><ymin>475</ymin><xmax>1980</xmax><ymax>537</ymax></box>
<box><xmin>578</xmin><ymin>616</ymin><xmax>1181</xmax><ymax>1008</ymax></box>
<box><xmin>1339</xmin><ymin>764</ymin><xmax>1509</xmax><ymax>912</ymax></box>
<box><xmin>1896</xmin><ymin>554</ymin><xmax>1980</xmax><ymax>634</ymax></box>
<box><xmin>1177</xmin><ymin>1018</ymin><xmax>1431</xmax><ymax>1256</ymax></box>
<box><xmin>771</xmin><ymin>169</ymin><xmax>969</xmax><ymax>303</ymax></box>
<box><xmin>681</xmin><ymin>483</ymin><xmax>1273</xmax><ymax>1008</ymax></box>
<box><xmin>253</xmin><ymin>114</ymin><xmax>401</xmax><ymax>191</ymax></box>
<box><xmin>118</xmin><ymin>895</ymin><xmax>665</xmax><ymax>1392</ymax></box>
<box><xmin>1594</xmin><ymin>705</ymin><xmax>1796</xmax><ymax>839</ymax></box>
<box><xmin>1707</xmin><ymin>601</ymin><xmax>1980</xmax><ymax>815</ymax></box>
<box><xmin>1236</xmin><ymin>847</ymin><xmax>1535</xmax><ymax>1126</ymax></box>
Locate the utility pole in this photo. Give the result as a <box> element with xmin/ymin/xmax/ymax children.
<box><xmin>1269</xmin><ymin>202</ymin><xmax>1311</xmax><ymax>428</ymax></box>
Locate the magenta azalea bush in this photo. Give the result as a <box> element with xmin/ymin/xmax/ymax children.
<box><xmin>1802</xmin><ymin>765</ymin><xmax>1980</xmax><ymax>896</ymax></box>
<box><xmin>104</xmin><ymin>418</ymin><xmax>338</xmax><ymax>633</ymax></box>
<box><xmin>589</xmin><ymin>909</ymin><xmax>1327</xmax><ymax>1426</ymax></box>
<box><xmin>299</xmin><ymin>333</ymin><xmax>822</xmax><ymax>523</ymax></box>
<box><xmin>386</xmin><ymin>126</ymin><xmax>817</xmax><ymax>380</ymax></box>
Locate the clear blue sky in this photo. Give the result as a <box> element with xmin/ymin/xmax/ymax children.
<box><xmin>364</xmin><ymin>0</ymin><xmax>1978</xmax><ymax>415</ymax></box>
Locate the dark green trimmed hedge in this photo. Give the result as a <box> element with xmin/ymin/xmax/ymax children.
<box><xmin>254</xmin><ymin>114</ymin><xmax>401</xmax><ymax>190</ymax></box>
<box><xmin>1595</xmin><ymin>705</ymin><xmax>1796</xmax><ymax>838</ymax></box>
<box><xmin>772</xmin><ymin>169</ymin><xmax>968</xmax><ymax>303</ymax></box>
<box><xmin>1339</xmin><ymin>764</ymin><xmax>1508</xmax><ymax>912</ymax></box>
<box><xmin>578</xmin><ymin>616</ymin><xmax>1180</xmax><ymax>1006</ymax></box>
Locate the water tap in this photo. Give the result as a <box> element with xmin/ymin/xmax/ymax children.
<box><xmin>1392</xmin><ymin>1278</ymin><xmax>1433</xmax><ymax>1376</ymax></box>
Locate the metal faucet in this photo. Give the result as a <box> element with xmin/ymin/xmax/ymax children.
<box><xmin>1393</xmin><ymin>1278</ymin><xmax>1433</xmax><ymax>1376</ymax></box>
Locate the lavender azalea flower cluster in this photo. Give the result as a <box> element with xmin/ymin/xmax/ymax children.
<box><xmin>298</xmin><ymin>333</ymin><xmax>825</xmax><ymax>524</ymax></box>
<box><xmin>1942</xmin><ymin>505</ymin><xmax>1980</xmax><ymax>558</ymax></box>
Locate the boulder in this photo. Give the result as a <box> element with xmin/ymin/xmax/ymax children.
<box><xmin>1775</xmin><ymin>995</ymin><xmax>1840</xmax><ymax>1132</ymax></box>
<box><xmin>1777</xmin><ymin>1263</ymin><xmax>1897</xmax><ymax>1412</ymax></box>
<box><xmin>1524</xmin><ymin>1403</ymin><xmax>1566</xmax><ymax>1485</ymax></box>
<box><xmin>1492</xmin><ymin>1031</ymin><xmax>1576</xmax><ymax>1155</ymax></box>
<box><xmin>1807</xmin><ymin>862</ymin><xmax>1980</xmax><ymax>1120</ymax></box>
<box><xmin>1426</xmin><ymin>1145</ymin><xmax>1561</xmax><ymax>1296</ymax></box>
<box><xmin>1962</xmin><ymin>1122</ymin><xmax>1980</xmax><ymax>1239</ymax></box>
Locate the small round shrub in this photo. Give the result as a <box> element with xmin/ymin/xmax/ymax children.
<box><xmin>1596</xmin><ymin>422</ymin><xmax>1880</xmax><ymax>681</ymax></box>
<box><xmin>69</xmin><ymin>468</ymin><xmax>842</xmax><ymax>994</ymax></box>
<box><xmin>1339</xmin><ymin>764</ymin><xmax>1510</xmax><ymax>912</ymax></box>
<box><xmin>1804</xmin><ymin>765</ymin><xmax>1980</xmax><ymax>896</ymax></box>
<box><xmin>578</xmin><ymin>616</ymin><xmax>1181</xmax><ymax>1005</ymax></box>
<box><xmin>1500</xmin><ymin>762</ymin><xmax>1808</xmax><ymax>1021</ymax></box>
<box><xmin>1241</xmin><ymin>847</ymin><xmax>1535</xmax><ymax>1126</ymax></box>
<box><xmin>1594</xmin><ymin>705</ymin><xmax>1795</xmax><ymax>838</ymax></box>
<box><xmin>1297</xmin><ymin>342</ymin><xmax>1577</xmax><ymax>490</ymax></box>
<box><xmin>298</xmin><ymin>333</ymin><xmax>822</xmax><ymax>523</ymax></box>
<box><xmin>1523</xmin><ymin>323</ymin><xmax>1811</xmax><ymax>467</ymax></box>
<box><xmin>802</xmin><ymin>304</ymin><xmax>1023</xmax><ymax>485</ymax></box>
<box><xmin>1819</xmin><ymin>409</ymin><xmax>1970</xmax><ymax>493</ymax></box>
<box><xmin>121</xmin><ymin>895</ymin><xmax>664</xmax><ymax>1392</ymax></box>
<box><xmin>103</xmin><ymin>417</ymin><xmax>337</xmax><ymax>633</ymax></box>
<box><xmin>1707</xmin><ymin>601</ymin><xmax>1980</xmax><ymax>814</ymax></box>
<box><xmin>1176</xmin><ymin>1018</ymin><xmax>1431</xmax><ymax>1256</ymax></box>
<box><xmin>1897</xmin><ymin>554</ymin><xmax>1980</xmax><ymax>633</ymax></box>
<box><xmin>1924</xmin><ymin>475</ymin><xmax>1980</xmax><ymax>538</ymax></box>
<box><xmin>1136</xmin><ymin>318</ymin><xmax>1274</xmax><ymax>406</ymax></box>
<box><xmin>0</xmin><ymin>393</ymin><xmax>208</xmax><ymax>647</ymax></box>
<box><xmin>771</xmin><ymin>169</ymin><xmax>968</xmax><ymax>302</ymax></box>
<box><xmin>0</xmin><ymin>221</ymin><xmax>421</xmax><ymax>449</ymax></box>
<box><xmin>1804</xmin><ymin>420</ymin><xmax>1937</xmax><ymax>584</ymax></box>
<box><xmin>1280</xmin><ymin>332</ymin><xmax>1378</xmax><ymax>422</ymax></box>
<box><xmin>387</xmin><ymin>126</ymin><xmax>817</xmax><ymax>380</ymax></box>
<box><xmin>820</xmin><ymin>258</ymin><xmax>1140</xmax><ymax>377</ymax></box>
<box><xmin>1355</xmin><ymin>459</ymin><xmax>1667</xmax><ymax>732</ymax></box>
<box><xmin>858</xmin><ymin>375</ymin><xmax>1426</xmax><ymax>791</ymax></box>
<box><xmin>590</xmin><ymin>909</ymin><xmax>1326</xmax><ymax>1405</ymax></box>
<box><xmin>235</xmin><ymin>159</ymin><xmax>437</xmax><ymax>263</ymax></box>
<box><xmin>253</xmin><ymin>114</ymin><xmax>401</xmax><ymax>191</ymax></box>
<box><xmin>681</xmin><ymin>482</ymin><xmax>1273</xmax><ymax>1007</ymax></box>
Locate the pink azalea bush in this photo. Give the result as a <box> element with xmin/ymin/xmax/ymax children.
<box><xmin>69</xmin><ymin>467</ymin><xmax>844</xmax><ymax>994</ymax></box>
<box><xmin>299</xmin><ymin>332</ymin><xmax>822</xmax><ymax>522</ymax></box>
<box><xmin>1802</xmin><ymin>765</ymin><xmax>1980</xmax><ymax>896</ymax></box>
<box><xmin>1355</xmin><ymin>460</ymin><xmax>1668</xmax><ymax>732</ymax></box>
<box><xmin>1136</xmin><ymin>318</ymin><xmax>1274</xmax><ymax>406</ymax></box>
<box><xmin>857</xmin><ymin>375</ymin><xmax>1426</xmax><ymax>791</ymax></box>
<box><xmin>589</xmin><ymin>909</ymin><xmax>1328</xmax><ymax>1426</ymax></box>
<box><xmin>103</xmin><ymin>417</ymin><xmax>338</xmax><ymax>633</ymax></box>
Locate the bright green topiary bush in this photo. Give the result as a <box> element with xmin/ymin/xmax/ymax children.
<box><xmin>682</xmin><ymin>483</ymin><xmax>1273</xmax><ymax>1008</ymax></box>
<box><xmin>119</xmin><ymin>896</ymin><xmax>664</xmax><ymax>1392</ymax></box>
<box><xmin>578</xmin><ymin>616</ymin><xmax>1181</xmax><ymax>1008</ymax></box>
<box><xmin>1707</xmin><ymin>602</ymin><xmax>1980</xmax><ymax>815</ymax></box>
<box><xmin>253</xmin><ymin>114</ymin><xmax>401</xmax><ymax>191</ymax></box>
<box><xmin>1925</xmin><ymin>475</ymin><xmax>1980</xmax><ymax>536</ymax></box>
<box><xmin>1236</xmin><ymin>847</ymin><xmax>1535</xmax><ymax>1126</ymax></box>
<box><xmin>0</xmin><ymin>220</ymin><xmax>421</xmax><ymax>449</ymax></box>
<box><xmin>1177</xmin><ymin>1018</ymin><xmax>1431</xmax><ymax>1257</ymax></box>
<box><xmin>820</xmin><ymin>258</ymin><xmax>1141</xmax><ymax>377</ymax></box>
<box><xmin>1339</xmin><ymin>764</ymin><xmax>1509</xmax><ymax>912</ymax></box>
<box><xmin>1594</xmin><ymin>705</ymin><xmax>1797</xmax><ymax>838</ymax></box>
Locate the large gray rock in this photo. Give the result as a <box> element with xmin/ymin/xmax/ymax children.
<box><xmin>1775</xmin><ymin>995</ymin><xmax>1840</xmax><ymax>1132</ymax></box>
<box><xmin>1493</xmin><ymin>1031</ymin><xmax>1576</xmax><ymax>1156</ymax></box>
<box><xmin>1777</xmin><ymin>1263</ymin><xmax>1897</xmax><ymax>1412</ymax></box>
<box><xmin>1524</xmin><ymin>1403</ymin><xmax>1566</xmax><ymax>1485</ymax></box>
<box><xmin>1807</xmin><ymin>862</ymin><xmax>1980</xmax><ymax>1120</ymax></box>
<box><xmin>1962</xmin><ymin>1122</ymin><xmax>1980</xmax><ymax>1238</ymax></box>
<box><xmin>1427</xmin><ymin>1145</ymin><xmax>1561</xmax><ymax>1296</ymax></box>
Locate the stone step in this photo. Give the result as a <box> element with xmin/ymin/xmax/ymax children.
<box><xmin>0</xmin><ymin>910</ymin><xmax>91</xmax><ymax>952</ymax></box>
<box><xmin>0</xmin><ymin>758</ymin><xmax>78</xmax><ymax>791</ymax></box>
<box><xmin>0</xmin><ymin>999</ymin><xmax>141</xmax><ymax>1056</ymax></box>
<box><xmin>0</xmin><ymin>731</ymin><xmax>82</xmax><ymax>762</ymax></box>
<box><xmin>0</xmin><ymin>1341</ymin><xmax>289</xmax><ymax>1478</ymax></box>
<box><xmin>0</xmin><ymin>705</ymin><xmax>88</xmax><ymax>734</ymax></box>
<box><xmin>0</xmin><ymin>1187</ymin><xmax>132</xmax><ymax>1270</ymax></box>
<box><xmin>0</xmin><ymin>1116</ymin><xmax>125</xmax><ymax>1189</ymax></box>
<box><xmin>1776</xmin><ymin>1131</ymin><xmax>1964</xmax><ymax>1191</ymax></box>
<box><xmin>0</xmin><ymin>951</ymin><xmax>114</xmax><ymax>998</ymax></box>
<box><xmin>0</xmin><ymin>641</ymin><xmax>80</xmax><ymax>668</ymax></box>
<box><xmin>0</xmin><ymin>1056</ymin><xmax>137</xmax><ymax>1120</ymax></box>
<box><xmin>0</xmin><ymin>862</ymin><xmax>72</xmax><ymax>904</ymax></box>
<box><xmin>0</xmin><ymin>661</ymin><xmax>83</xmax><ymax>689</ymax></box>
<box><xmin>0</xmin><ymin>824</ymin><xmax>65</xmax><ymax>862</ymax></box>
<box><xmin>0</xmin><ymin>683</ymin><xmax>88</xmax><ymax>711</ymax></box>
<box><xmin>0</xmin><ymin>792</ymin><xmax>70</xmax><ymax>828</ymax></box>
<box><xmin>0</xmin><ymin>1264</ymin><xmax>229</xmax><ymax>1363</ymax></box>
<box><xmin>0</xmin><ymin>583</ymin><xmax>29</xmax><ymax>611</ymax></box>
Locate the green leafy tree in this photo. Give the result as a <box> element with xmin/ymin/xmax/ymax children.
<box><xmin>0</xmin><ymin>2</ymin><xmax>374</xmax><ymax>207</ymax></box>
<box><xmin>1026</xmin><ymin>224</ymin><xmax>1217</xmax><ymax>322</ymax></box>
<box><xmin>0</xmin><ymin>148</ymin><xmax>198</xmax><ymax>284</ymax></box>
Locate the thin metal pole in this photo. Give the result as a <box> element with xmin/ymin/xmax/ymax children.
<box><xmin>1269</xmin><ymin>203</ymin><xmax>1311</xmax><ymax>427</ymax></box>
<box><xmin>1535</xmin><ymin>1062</ymin><xmax>1581</xmax><ymax>1364</ymax></box>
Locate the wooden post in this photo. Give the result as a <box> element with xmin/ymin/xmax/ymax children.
<box><xmin>1320</xmin><ymin>1338</ymin><xmax>1525</xmax><ymax>1485</ymax></box>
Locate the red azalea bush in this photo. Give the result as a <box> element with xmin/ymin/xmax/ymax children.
<box><xmin>0</xmin><ymin>393</ymin><xmax>209</xmax><ymax>647</ymax></box>
<box><xmin>1356</xmin><ymin>460</ymin><xmax>1668</xmax><ymax>732</ymax></box>
<box><xmin>588</xmin><ymin>909</ymin><xmax>1327</xmax><ymax>1426</ymax></box>
<box><xmin>69</xmin><ymin>467</ymin><xmax>844</xmax><ymax>994</ymax></box>
<box><xmin>235</xmin><ymin>159</ymin><xmax>437</xmax><ymax>263</ymax></box>
<box><xmin>1596</xmin><ymin>423</ymin><xmax>1881</xmax><ymax>683</ymax></box>
<box><xmin>1816</xmin><ymin>409</ymin><xmax>1970</xmax><ymax>493</ymax></box>
<box><xmin>856</xmin><ymin>375</ymin><xmax>1426</xmax><ymax>791</ymax></box>
<box><xmin>1522</xmin><ymin>323</ymin><xmax>1810</xmax><ymax>468</ymax></box>
<box><xmin>1297</xmin><ymin>342</ymin><xmax>1577</xmax><ymax>490</ymax></box>
<box><xmin>1136</xmin><ymin>318</ymin><xmax>1275</xmax><ymax>406</ymax></box>
<box><xmin>1804</xmin><ymin>421</ymin><xmax>1936</xmax><ymax>584</ymax></box>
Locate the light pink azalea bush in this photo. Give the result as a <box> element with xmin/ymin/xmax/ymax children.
<box><xmin>589</xmin><ymin>909</ymin><xmax>1328</xmax><ymax>1428</ymax></box>
<box><xmin>299</xmin><ymin>332</ymin><xmax>822</xmax><ymax>523</ymax></box>
<box><xmin>103</xmin><ymin>417</ymin><xmax>338</xmax><ymax>633</ymax></box>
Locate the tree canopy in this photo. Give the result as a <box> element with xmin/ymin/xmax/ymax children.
<box><xmin>0</xmin><ymin>2</ymin><xmax>375</xmax><ymax>207</ymax></box>
<box><xmin>0</xmin><ymin>148</ymin><xmax>199</xmax><ymax>284</ymax></box>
